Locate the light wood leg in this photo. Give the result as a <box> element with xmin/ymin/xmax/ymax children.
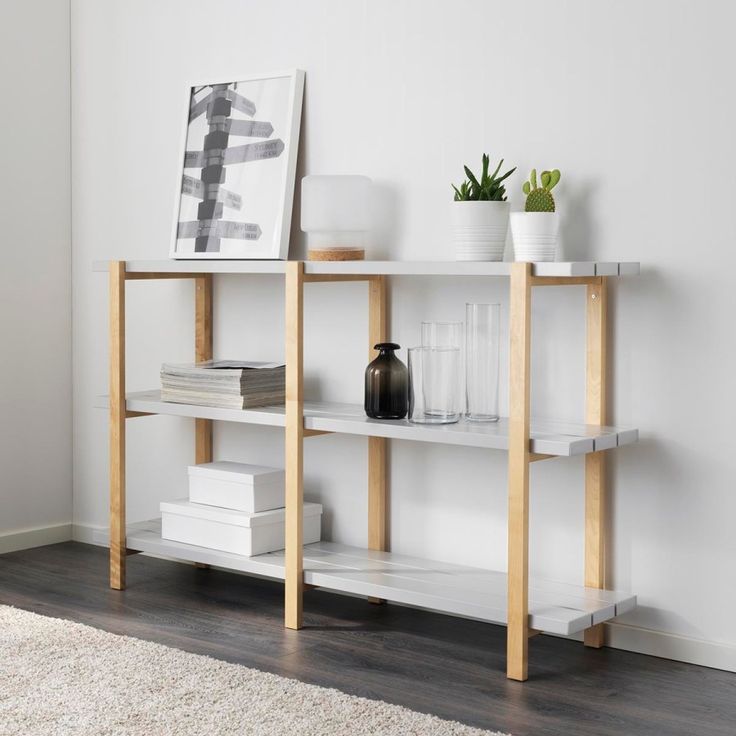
<box><xmin>368</xmin><ymin>437</ymin><xmax>387</xmax><ymax>553</ymax></box>
<box><xmin>584</xmin><ymin>277</ymin><xmax>608</xmax><ymax>648</ymax></box>
<box><xmin>109</xmin><ymin>261</ymin><xmax>126</xmax><ymax>590</ymax></box>
<box><xmin>195</xmin><ymin>274</ymin><xmax>213</xmax><ymax>465</ymax></box>
<box><xmin>285</xmin><ymin>262</ymin><xmax>304</xmax><ymax>630</ymax></box>
<box><xmin>507</xmin><ymin>262</ymin><xmax>532</xmax><ymax>681</ymax></box>
<box><xmin>367</xmin><ymin>276</ymin><xmax>389</xmax><ymax>604</ymax></box>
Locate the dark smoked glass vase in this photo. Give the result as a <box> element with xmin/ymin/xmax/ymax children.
<box><xmin>364</xmin><ymin>343</ymin><xmax>408</xmax><ymax>420</ymax></box>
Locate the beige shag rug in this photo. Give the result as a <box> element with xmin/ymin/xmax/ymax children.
<box><xmin>0</xmin><ymin>606</ymin><xmax>508</xmax><ymax>736</ymax></box>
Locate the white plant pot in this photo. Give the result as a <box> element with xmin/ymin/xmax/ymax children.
<box><xmin>452</xmin><ymin>201</ymin><xmax>510</xmax><ymax>261</ymax></box>
<box><xmin>510</xmin><ymin>212</ymin><xmax>559</xmax><ymax>262</ymax></box>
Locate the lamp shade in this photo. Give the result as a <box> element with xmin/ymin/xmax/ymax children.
<box><xmin>301</xmin><ymin>175</ymin><xmax>372</xmax><ymax>251</ymax></box>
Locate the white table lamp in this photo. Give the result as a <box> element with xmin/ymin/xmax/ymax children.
<box><xmin>301</xmin><ymin>175</ymin><xmax>372</xmax><ymax>260</ymax></box>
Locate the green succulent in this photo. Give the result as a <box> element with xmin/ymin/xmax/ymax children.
<box><xmin>452</xmin><ymin>154</ymin><xmax>516</xmax><ymax>202</ymax></box>
<box><xmin>522</xmin><ymin>168</ymin><xmax>561</xmax><ymax>212</ymax></box>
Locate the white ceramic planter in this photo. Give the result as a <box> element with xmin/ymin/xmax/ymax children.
<box><xmin>510</xmin><ymin>212</ymin><xmax>559</xmax><ymax>262</ymax></box>
<box><xmin>452</xmin><ymin>201</ymin><xmax>510</xmax><ymax>261</ymax></box>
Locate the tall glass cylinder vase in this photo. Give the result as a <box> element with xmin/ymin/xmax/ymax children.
<box><xmin>421</xmin><ymin>321</ymin><xmax>464</xmax><ymax>412</ymax></box>
<box><xmin>465</xmin><ymin>303</ymin><xmax>500</xmax><ymax>422</ymax></box>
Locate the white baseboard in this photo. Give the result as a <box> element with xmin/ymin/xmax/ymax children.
<box><xmin>604</xmin><ymin>621</ymin><xmax>736</xmax><ymax>673</ymax></box>
<box><xmin>0</xmin><ymin>523</ymin><xmax>73</xmax><ymax>554</ymax></box>
<box><xmin>72</xmin><ymin>522</ymin><xmax>106</xmax><ymax>545</ymax></box>
<box><xmin>67</xmin><ymin>526</ymin><xmax>736</xmax><ymax>673</ymax></box>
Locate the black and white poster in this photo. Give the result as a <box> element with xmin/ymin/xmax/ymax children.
<box><xmin>170</xmin><ymin>70</ymin><xmax>304</xmax><ymax>260</ymax></box>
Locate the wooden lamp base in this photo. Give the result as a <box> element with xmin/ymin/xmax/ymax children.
<box><xmin>308</xmin><ymin>248</ymin><xmax>365</xmax><ymax>261</ymax></box>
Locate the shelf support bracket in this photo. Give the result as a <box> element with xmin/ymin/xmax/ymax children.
<box><xmin>109</xmin><ymin>261</ymin><xmax>127</xmax><ymax>590</ymax></box>
<box><xmin>195</xmin><ymin>274</ymin><xmax>213</xmax><ymax>465</ymax></box>
<box><xmin>303</xmin><ymin>429</ymin><xmax>333</xmax><ymax>438</ymax></box>
<box><xmin>285</xmin><ymin>261</ymin><xmax>305</xmax><ymax>630</ymax></box>
<box><xmin>125</xmin><ymin>272</ymin><xmax>205</xmax><ymax>280</ymax></box>
<box><xmin>584</xmin><ymin>277</ymin><xmax>608</xmax><ymax>648</ymax></box>
<box><xmin>530</xmin><ymin>276</ymin><xmax>600</xmax><ymax>287</ymax></box>
<box><xmin>125</xmin><ymin>410</ymin><xmax>153</xmax><ymax>419</ymax></box>
<box><xmin>507</xmin><ymin>262</ymin><xmax>532</xmax><ymax>681</ymax></box>
<box><xmin>368</xmin><ymin>275</ymin><xmax>389</xmax><ymax>604</ymax></box>
<box><xmin>303</xmin><ymin>274</ymin><xmax>376</xmax><ymax>283</ymax></box>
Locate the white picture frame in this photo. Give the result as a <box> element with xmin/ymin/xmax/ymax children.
<box><xmin>170</xmin><ymin>69</ymin><xmax>304</xmax><ymax>260</ymax></box>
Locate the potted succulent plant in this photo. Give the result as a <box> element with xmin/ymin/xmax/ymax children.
<box><xmin>451</xmin><ymin>155</ymin><xmax>516</xmax><ymax>261</ymax></box>
<box><xmin>510</xmin><ymin>168</ymin><xmax>561</xmax><ymax>262</ymax></box>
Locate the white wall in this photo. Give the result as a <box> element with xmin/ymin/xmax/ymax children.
<box><xmin>0</xmin><ymin>0</ymin><xmax>72</xmax><ymax>549</ymax></box>
<box><xmin>72</xmin><ymin>0</ymin><xmax>736</xmax><ymax>668</ymax></box>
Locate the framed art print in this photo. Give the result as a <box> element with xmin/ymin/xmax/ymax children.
<box><xmin>170</xmin><ymin>69</ymin><xmax>304</xmax><ymax>259</ymax></box>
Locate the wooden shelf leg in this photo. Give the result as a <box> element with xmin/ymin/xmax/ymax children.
<box><xmin>368</xmin><ymin>276</ymin><xmax>388</xmax><ymax>604</ymax></box>
<box><xmin>285</xmin><ymin>262</ymin><xmax>304</xmax><ymax>630</ymax></box>
<box><xmin>195</xmin><ymin>274</ymin><xmax>213</xmax><ymax>465</ymax></box>
<box><xmin>584</xmin><ymin>277</ymin><xmax>608</xmax><ymax>648</ymax></box>
<box><xmin>109</xmin><ymin>261</ymin><xmax>126</xmax><ymax>590</ymax></box>
<box><xmin>507</xmin><ymin>262</ymin><xmax>532</xmax><ymax>681</ymax></box>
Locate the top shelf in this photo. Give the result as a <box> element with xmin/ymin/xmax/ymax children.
<box><xmin>92</xmin><ymin>260</ymin><xmax>640</xmax><ymax>277</ymax></box>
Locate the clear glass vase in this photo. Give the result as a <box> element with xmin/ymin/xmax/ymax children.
<box><xmin>465</xmin><ymin>303</ymin><xmax>500</xmax><ymax>422</ymax></box>
<box><xmin>408</xmin><ymin>346</ymin><xmax>461</xmax><ymax>424</ymax></box>
<box><xmin>420</xmin><ymin>321</ymin><xmax>463</xmax><ymax>350</ymax></box>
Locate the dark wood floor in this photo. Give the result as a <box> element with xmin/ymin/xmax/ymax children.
<box><xmin>0</xmin><ymin>543</ymin><xmax>733</xmax><ymax>736</ymax></box>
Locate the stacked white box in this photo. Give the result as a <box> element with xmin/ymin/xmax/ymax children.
<box><xmin>161</xmin><ymin>500</ymin><xmax>322</xmax><ymax>557</ymax></box>
<box><xmin>159</xmin><ymin>460</ymin><xmax>322</xmax><ymax>556</ymax></box>
<box><xmin>188</xmin><ymin>461</ymin><xmax>284</xmax><ymax>513</ymax></box>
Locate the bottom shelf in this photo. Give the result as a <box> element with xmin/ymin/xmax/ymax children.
<box><xmin>94</xmin><ymin>520</ymin><xmax>636</xmax><ymax>637</ymax></box>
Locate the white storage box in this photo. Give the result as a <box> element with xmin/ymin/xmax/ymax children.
<box><xmin>160</xmin><ymin>499</ymin><xmax>322</xmax><ymax>557</ymax></box>
<box><xmin>188</xmin><ymin>461</ymin><xmax>285</xmax><ymax>513</ymax></box>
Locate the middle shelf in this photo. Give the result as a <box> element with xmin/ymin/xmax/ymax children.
<box><xmin>95</xmin><ymin>390</ymin><xmax>638</xmax><ymax>456</ymax></box>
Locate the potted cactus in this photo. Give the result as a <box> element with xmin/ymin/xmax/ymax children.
<box><xmin>510</xmin><ymin>168</ymin><xmax>561</xmax><ymax>262</ymax></box>
<box><xmin>451</xmin><ymin>154</ymin><xmax>515</xmax><ymax>261</ymax></box>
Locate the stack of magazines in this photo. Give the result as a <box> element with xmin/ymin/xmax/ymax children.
<box><xmin>161</xmin><ymin>360</ymin><xmax>285</xmax><ymax>409</ymax></box>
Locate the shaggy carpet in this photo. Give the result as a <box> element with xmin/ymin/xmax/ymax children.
<box><xmin>0</xmin><ymin>606</ymin><xmax>509</xmax><ymax>735</ymax></box>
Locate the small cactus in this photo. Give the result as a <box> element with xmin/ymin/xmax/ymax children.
<box><xmin>522</xmin><ymin>168</ymin><xmax>561</xmax><ymax>212</ymax></box>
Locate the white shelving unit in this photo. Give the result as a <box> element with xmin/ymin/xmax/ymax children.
<box><xmin>97</xmin><ymin>258</ymin><xmax>640</xmax><ymax>682</ymax></box>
